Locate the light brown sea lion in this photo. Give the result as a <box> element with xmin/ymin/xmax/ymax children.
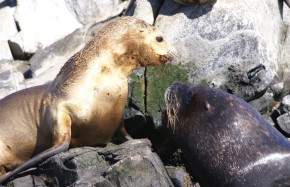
<box><xmin>0</xmin><ymin>16</ymin><xmax>174</xmax><ymax>184</ymax></box>
<box><xmin>163</xmin><ymin>82</ymin><xmax>290</xmax><ymax>186</ymax></box>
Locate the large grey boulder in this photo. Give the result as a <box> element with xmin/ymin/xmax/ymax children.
<box><xmin>65</xmin><ymin>0</ymin><xmax>128</xmax><ymax>25</ymax></box>
<box><xmin>155</xmin><ymin>0</ymin><xmax>279</xmax><ymax>97</ymax></box>
<box><xmin>126</xmin><ymin>0</ymin><xmax>289</xmax><ymax>124</ymax></box>
<box><xmin>9</xmin><ymin>0</ymin><xmax>82</xmax><ymax>55</ymax></box>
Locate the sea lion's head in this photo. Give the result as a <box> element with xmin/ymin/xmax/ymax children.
<box><xmin>95</xmin><ymin>16</ymin><xmax>174</xmax><ymax>69</ymax></box>
<box><xmin>164</xmin><ymin>82</ymin><xmax>216</xmax><ymax>132</ymax></box>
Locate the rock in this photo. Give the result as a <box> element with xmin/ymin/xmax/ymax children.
<box><xmin>11</xmin><ymin>0</ymin><xmax>82</xmax><ymax>54</ymax></box>
<box><xmin>26</xmin><ymin>20</ymin><xmax>113</xmax><ymax>88</ymax></box>
<box><xmin>5</xmin><ymin>139</ymin><xmax>174</xmax><ymax>187</ymax></box>
<box><xmin>281</xmin><ymin>95</ymin><xmax>290</xmax><ymax>113</ymax></box>
<box><xmin>12</xmin><ymin>175</ymin><xmax>34</xmax><ymax>187</ymax></box>
<box><xmin>39</xmin><ymin>147</ymin><xmax>111</xmax><ymax>186</ymax></box>
<box><xmin>101</xmin><ymin>139</ymin><xmax>174</xmax><ymax>187</ymax></box>
<box><xmin>271</xmin><ymin>82</ymin><xmax>284</xmax><ymax>96</ymax></box>
<box><xmin>249</xmin><ymin>92</ymin><xmax>275</xmax><ymax>115</ymax></box>
<box><xmin>225</xmin><ymin>64</ymin><xmax>274</xmax><ymax>101</ymax></box>
<box><xmin>0</xmin><ymin>0</ymin><xmax>18</xmax><ymax>61</ymax></box>
<box><xmin>174</xmin><ymin>0</ymin><xmax>216</xmax><ymax>5</ymax></box>
<box><xmin>126</xmin><ymin>0</ymin><xmax>165</xmax><ymax>24</ymax></box>
<box><xmin>0</xmin><ymin>60</ymin><xmax>28</xmax><ymax>99</ymax></box>
<box><xmin>0</xmin><ymin>0</ymin><xmax>18</xmax><ymax>40</ymax></box>
<box><xmin>65</xmin><ymin>0</ymin><xmax>128</xmax><ymax>25</ymax></box>
<box><xmin>277</xmin><ymin>112</ymin><xmax>290</xmax><ymax>135</ymax></box>
<box><xmin>166</xmin><ymin>166</ymin><xmax>193</xmax><ymax>187</ymax></box>
<box><xmin>127</xmin><ymin>0</ymin><xmax>284</xmax><ymax>124</ymax></box>
<box><xmin>12</xmin><ymin>175</ymin><xmax>47</xmax><ymax>187</ymax></box>
<box><xmin>0</xmin><ymin>41</ymin><xmax>13</xmax><ymax>61</ymax></box>
<box><xmin>155</xmin><ymin>0</ymin><xmax>278</xmax><ymax>92</ymax></box>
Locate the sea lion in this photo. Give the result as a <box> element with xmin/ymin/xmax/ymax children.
<box><xmin>163</xmin><ymin>82</ymin><xmax>290</xmax><ymax>186</ymax></box>
<box><xmin>0</xmin><ymin>16</ymin><xmax>174</xmax><ymax>184</ymax></box>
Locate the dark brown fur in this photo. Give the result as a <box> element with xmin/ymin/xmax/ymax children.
<box><xmin>164</xmin><ymin>82</ymin><xmax>290</xmax><ymax>187</ymax></box>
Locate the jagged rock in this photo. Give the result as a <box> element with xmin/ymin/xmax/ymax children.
<box><xmin>65</xmin><ymin>0</ymin><xmax>128</xmax><ymax>25</ymax></box>
<box><xmin>10</xmin><ymin>0</ymin><xmax>82</xmax><ymax>54</ymax></box>
<box><xmin>277</xmin><ymin>113</ymin><xmax>290</xmax><ymax>135</ymax></box>
<box><xmin>5</xmin><ymin>139</ymin><xmax>174</xmax><ymax>187</ymax></box>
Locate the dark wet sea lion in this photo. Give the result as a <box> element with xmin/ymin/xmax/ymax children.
<box><xmin>0</xmin><ymin>16</ymin><xmax>174</xmax><ymax>184</ymax></box>
<box><xmin>164</xmin><ymin>82</ymin><xmax>290</xmax><ymax>187</ymax></box>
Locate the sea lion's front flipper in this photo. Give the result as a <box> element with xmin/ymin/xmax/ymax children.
<box><xmin>0</xmin><ymin>136</ymin><xmax>70</xmax><ymax>185</ymax></box>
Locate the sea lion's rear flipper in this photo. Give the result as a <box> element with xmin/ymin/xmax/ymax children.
<box><xmin>0</xmin><ymin>134</ymin><xmax>70</xmax><ymax>185</ymax></box>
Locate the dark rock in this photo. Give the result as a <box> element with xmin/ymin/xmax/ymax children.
<box><xmin>166</xmin><ymin>166</ymin><xmax>193</xmax><ymax>187</ymax></box>
<box><xmin>249</xmin><ymin>92</ymin><xmax>275</xmax><ymax>114</ymax></box>
<box><xmin>6</xmin><ymin>139</ymin><xmax>174</xmax><ymax>187</ymax></box>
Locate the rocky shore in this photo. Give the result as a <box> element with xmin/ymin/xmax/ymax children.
<box><xmin>1</xmin><ymin>0</ymin><xmax>290</xmax><ymax>186</ymax></box>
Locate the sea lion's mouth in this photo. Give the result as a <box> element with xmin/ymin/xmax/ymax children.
<box><xmin>159</xmin><ymin>53</ymin><xmax>174</xmax><ymax>64</ymax></box>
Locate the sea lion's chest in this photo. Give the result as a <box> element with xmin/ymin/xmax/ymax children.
<box><xmin>68</xmin><ymin>74</ymin><xmax>128</xmax><ymax>123</ymax></box>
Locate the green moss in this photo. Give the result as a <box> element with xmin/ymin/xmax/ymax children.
<box><xmin>128</xmin><ymin>73</ymin><xmax>145</xmax><ymax>111</ymax></box>
<box><xmin>128</xmin><ymin>64</ymin><xmax>190</xmax><ymax>125</ymax></box>
<box><xmin>146</xmin><ymin>64</ymin><xmax>189</xmax><ymax>124</ymax></box>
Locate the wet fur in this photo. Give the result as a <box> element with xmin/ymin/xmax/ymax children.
<box><xmin>164</xmin><ymin>82</ymin><xmax>290</xmax><ymax>186</ymax></box>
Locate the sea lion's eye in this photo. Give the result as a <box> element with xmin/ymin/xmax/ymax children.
<box><xmin>156</xmin><ymin>36</ymin><xmax>163</xmax><ymax>43</ymax></box>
